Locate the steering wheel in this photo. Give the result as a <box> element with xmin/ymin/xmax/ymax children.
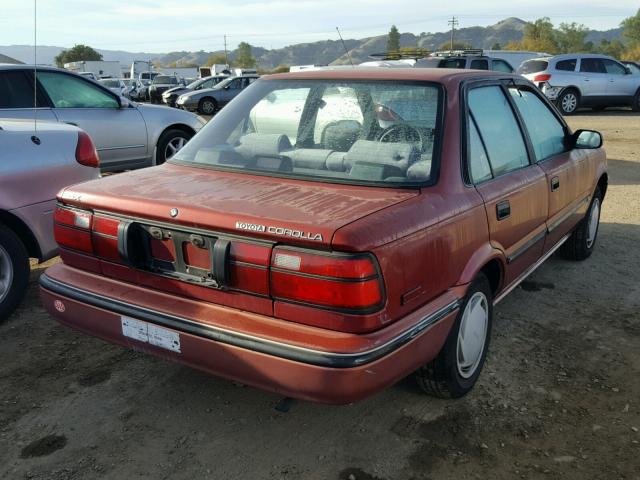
<box><xmin>377</xmin><ymin>124</ymin><xmax>423</xmax><ymax>152</ymax></box>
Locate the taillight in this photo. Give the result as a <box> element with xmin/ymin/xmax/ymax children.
<box><xmin>54</xmin><ymin>206</ymin><xmax>93</xmax><ymax>253</ymax></box>
<box><xmin>75</xmin><ymin>131</ymin><xmax>100</xmax><ymax>168</ymax></box>
<box><xmin>270</xmin><ymin>247</ymin><xmax>384</xmax><ymax>312</ymax></box>
<box><xmin>92</xmin><ymin>216</ymin><xmax>121</xmax><ymax>261</ymax></box>
<box><xmin>533</xmin><ymin>73</ymin><xmax>551</xmax><ymax>82</ymax></box>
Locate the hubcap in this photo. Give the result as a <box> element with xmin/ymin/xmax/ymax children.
<box><xmin>562</xmin><ymin>93</ymin><xmax>577</xmax><ymax>113</ymax></box>
<box><xmin>164</xmin><ymin>137</ymin><xmax>187</xmax><ymax>161</ymax></box>
<box><xmin>586</xmin><ymin>198</ymin><xmax>600</xmax><ymax>248</ymax></box>
<box><xmin>0</xmin><ymin>244</ymin><xmax>14</xmax><ymax>303</ymax></box>
<box><xmin>456</xmin><ymin>292</ymin><xmax>489</xmax><ymax>379</ymax></box>
<box><xmin>202</xmin><ymin>101</ymin><xmax>215</xmax><ymax>114</ymax></box>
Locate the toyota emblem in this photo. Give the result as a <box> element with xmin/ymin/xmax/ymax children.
<box><xmin>170</xmin><ymin>208</ymin><xmax>179</xmax><ymax>218</ymax></box>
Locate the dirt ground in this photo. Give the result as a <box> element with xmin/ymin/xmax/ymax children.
<box><xmin>1</xmin><ymin>111</ymin><xmax>639</xmax><ymax>480</ymax></box>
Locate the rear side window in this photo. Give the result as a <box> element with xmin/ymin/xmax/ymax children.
<box><xmin>440</xmin><ymin>58</ymin><xmax>467</xmax><ymax>69</ymax></box>
<box><xmin>556</xmin><ymin>59</ymin><xmax>577</xmax><ymax>71</ymax></box>
<box><xmin>580</xmin><ymin>58</ymin><xmax>606</xmax><ymax>73</ymax></box>
<box><xmin>468</xmin><ymin>86</ymin><xmax>529</xmax><ymax>177</ymax></box>
<box><xmin>491</xmin><ymin>59</ymin><xmax>513</xmax><ymax>73</ymax></box>
<box><xmin>518</xmin><ymin>60</ymin><xmax>548</xmax><ymax>74</ymax></box>
<box><xmin>0</xmin><ymin>71</ymin><xmax>38</xmax><ymax>108</ymax></box>
<box><xmin>508</xmin><ymin>87</ymin><xmax>566</xmax><ymax>161</ymax></box>
<box><xmin>470</xmin><ymin>59</ymin><xmax>489</xmax><ymax>70</ymax></box>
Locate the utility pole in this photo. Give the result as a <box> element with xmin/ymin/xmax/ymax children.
<box><xmin>224</xmin><ymin>35</ymin><xmax>229</xmax><ymax>66</ymax></box>
<box><xmin>448</xmin><ymin>16</ymin><xmax>459</xmax><ymax>50</ymax></box>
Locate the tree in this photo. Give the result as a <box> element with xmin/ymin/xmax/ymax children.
<box><xmin>556</xmin><ymin>22</ymin><xmax>589</xmax><ymax>53</ymax></box>
<box><xmin>506</xmin><ymin>17</ymin><xmax>558</xmax><ymax>53</ymax></box>
<box><xmin>54</xmin><ymin>44</ymin><xmax>102</xmax><ymax>67</ymax></box>
<box><xmin>622</xmin><ymin>45</ymin><xmax>640</xmax><ymax>61</ymax></box>
<box><xmin>621</xmin><ymin>9</ymin><xmax>640</xmax><ymax>46</ymax></box>
<box><xmin>596</xmin><ymin>39</ymin><xmax>626</xmax><ymax>59</ymax></box>
<box><xmin>387</xmin><ymin>25</ymin><xmax>400</xmax><ymax>52</ymax></box>
<box><xmin>491</xmin><ymin>42</ymin><xmax>502</xmax><ymax>50</ymax></box>
<box><xmin>206</xmin><ymin>53</ymin><xmax>229</xmax><ymax>66</ymax></box>
<box><xmin>234</xmin><ymin>42</ymin><xmax>256</xmax><ymax>68</ymax></box>
<box><xmin>438</xmin><ymin>41</ymin><xmax>472</xmax><ymax>51</ymax></box>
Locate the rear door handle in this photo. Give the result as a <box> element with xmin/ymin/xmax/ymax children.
<box><xmin>496</xmin><ymin>200</ymin><xmax>511</xmax><ymax>221</ymax></box>
<box><xmin>551</xmin><ymin>176</ymin><xmax>560</xmax><ymax>191</ymax></box>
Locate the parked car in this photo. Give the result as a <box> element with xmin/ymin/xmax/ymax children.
<box><xmin>519</xmin><ymin>54</ymin><xmax>640</xmax><ymax>114</ymax></box>
<box><xmin>41</xmin><ymin>68</ymin><xmax>607</xmax><ymax>404</ymax></box>
<box><xmin>78</xmin><ymin>72</ymin><xmax>97</xmax><ymax>81</ymax></box>
<box><xmin>621</xmin><ymin>60</ymin><xmax>640</xmax><ymax>75</ymax></box>
<box><xmin>148</xmin><ymin>75</ymin><xmax>181</xmax><ymax>104</ymax></box>
<box><xmin>98</xmin><ymin>78</ymin><xmax>126</xmax><ymax>96</ymax></box>
<box><xmin>162</xmin><ymin>75</ymin><xmax>229</xmax><ymax>107</ymax></box>
<box><xmin>0</xmin><ymin>65</ymin><xmax>206</xmax><ymax>171</ymax></box>
<box><xmin>0</xmin><ymin>119</ymin><xmax>99</xmax><ymax>320</ymax></box>
<box><xmin>414</xmin><ymin>50</ymin><xmax>515</xmax><ymax>73</ymax></box>
<box><xmin>176</xmin><ymin>74</ymin><xmax>259</xmax><ymax>114</ymax></box>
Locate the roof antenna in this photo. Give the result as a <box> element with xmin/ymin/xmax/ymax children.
<box><xmin>336</xmin><ymin>27</ymin><xmax>354</xmax><ymax>68</ymax></box>
<box><xmin>31</xmin><ymin>0</ymin><xmax>40</xmax><ymax>145</ymax></box>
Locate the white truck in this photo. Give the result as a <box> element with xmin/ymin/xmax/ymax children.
<box><xmin>64</xmin><ymin>60</ymin><xmax>121</xmax><ymax>79</ymax></box>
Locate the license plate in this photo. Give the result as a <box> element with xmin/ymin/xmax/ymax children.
<box><xmin>121</xmin><ymin>316</ymin><xmax>181</xmax><ymax>353</ymax></box>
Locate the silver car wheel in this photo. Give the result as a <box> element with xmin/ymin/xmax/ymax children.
<box><xmin>165</xmin><ymin>137</ymin><xmax>187</xmax><ymax>161</ymax></box>
<box><xmin>456</xmin><ymin>292</ymin><xmax>489</xmax><ymax>379</ymax></box>
<box><xmin>0</xmin><ymin>244</ymin><xmax>14</xmax><ymax>304</ymax></box>
<box><xmin>586</xmin><ymin>197</ymin><xmax>601</xmax><ymax>248</ymax></box>
<box><xmin>562</xmin><ymin>93</ymin><xmax>578</xmax><ymax>113</ymax></box>
<box><xmin>201</xmin><ymin>100</ymin><xmax>215</xmax><ymax>115</ymax></box>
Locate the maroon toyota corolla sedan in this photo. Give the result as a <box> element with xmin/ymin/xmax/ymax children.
<box><xmin>40</xmin><ymin>69</ymin><xmax>607</xmax><ymax>404</ymax></box>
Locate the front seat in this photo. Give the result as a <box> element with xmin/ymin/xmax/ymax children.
<box><xmin>321</xmin><ymin>120</ymin><xmax>361</xmax><ymax>152</ymax></box>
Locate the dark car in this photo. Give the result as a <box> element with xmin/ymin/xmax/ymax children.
<box><xmin>175</xmin><ymin>75</ymin><xmax>259</xmax><ymax>114</ymax></box>
<box><xmin>148</xmin><ymin>75</ymin><xmax>181</xmax><ymax>104</ymax></box>
<box><xmin>414</xmin><ymin>51</ymin><xmax>514</xmax><ymax>72</ymax></box>
<box><xmin>41</xmin><ymin>68</ymin><xmax>607</xmax><ymax>404</ymax></box>
<box><xmin>162</xmin><ymin>75</ymin><xmax>229</xmax><ymax>107</ymax></box>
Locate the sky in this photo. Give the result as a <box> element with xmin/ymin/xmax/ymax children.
<box><xmin>1</xmin><ymin>0</ymin><xmax>638</xmax><ymax>53</ymax></box>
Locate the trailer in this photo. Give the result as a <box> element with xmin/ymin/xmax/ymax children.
<box><xmin>64</xmin><ymin>61</ymin><xmax>121</xmax><ymax>79</ymax></box>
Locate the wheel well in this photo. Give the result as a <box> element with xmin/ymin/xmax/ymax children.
<box><xmin>597</xmin><ymin>173</ymin><xmax>608</xmax><ymax>200</ymax></box>
<box><xmin>480</xmin><ymin>259</ymin><xmax>503</xmax><ymax>297</ymax></box>
<box><xmin>0</xmin><ymin>211</ymin><xmax>41</xmax><ymax>260</ymax></box>
<box><xmin>562</xmin><ymin>86</ymin><xmax>581</xmax><ymax>98</ymax></box>
<box><xmin>162</xmin><ymin>124</ymin><xmax>196</xmax><ymax>139</ymax></box>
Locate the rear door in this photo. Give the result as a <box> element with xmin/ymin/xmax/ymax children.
<box><xmin>506</xmin><ymin>83</ymin><xmax>591</xmax><ymax>251</ymax></box>
<box><xmin>466</xmin><ymin>83</ymin><xmax>548</xmax><ymax>285</ymax></box>
<box><xmin>36</xmin><ymin>70</ymin><xmax>148</xmax><ymax>169</ymax></box>
<box><xmin>0</xmin><ymin>69</ymin><xmax>58</xmax><ymax>122</ymax></box>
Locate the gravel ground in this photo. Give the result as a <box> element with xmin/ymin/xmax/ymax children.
<box><xmin>1</xmin><ymin>111</ymin><xmax>639</xmax><ymax>480</ymax></box>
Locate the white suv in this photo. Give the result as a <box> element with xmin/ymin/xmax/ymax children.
<box><xmin>519</xmin><ymin>54</ymin><xmax>640</xmax><ymax>114</ymax></box>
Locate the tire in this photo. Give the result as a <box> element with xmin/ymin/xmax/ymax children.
<box><xmin>0</xmin><ymin>225</ymin><xmax>30</xmax><ymax>321</ymax></box>
<box><xmin>557</xmin><ymin>89</ymin><xmax>580</xmax><ymax>115</ymax></box>
<box><xmin>197</xmin><ymin>97</ymin><xmax>217</xmax><ymax>115</ymax></box>
<box><xmin>155</xmin><ymin>129</ymin><xmax>193</xmax><ymax>165</ymax></box>
<box><xmin>632</xmin><ymin>91</ymin><xmax>640</xmax><ymax>112</ymax></box>
<box><xmin>560</xmin><ymin>186</ymin><xmax>602</xmax><ymax>261</ymax></box>
<box><xmin>415</xmin><ymin>273</ymin><xmax>493</xmax><ymax>398</ymax></box>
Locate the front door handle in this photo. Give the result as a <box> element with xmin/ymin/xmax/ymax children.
<box><xmin>496</xmin><ymin>200</ymin><xmax>511</xmax><ymax>221</ymax></box>
<box><xmin>551</xmin><ymin>176</ymin><xmax>560</xmax><ymax>191</ymax></box>
<box><xmin>64</xmin><ymin>121</ymin><xmax>78</xmax><ymax>126</ymax></box>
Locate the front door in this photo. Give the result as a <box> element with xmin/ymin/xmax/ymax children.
<box><xmin>466</xmin><ymin>84</ymin><xmax>548</xmax><ymax>285</ymax></box>
<box><xmin>36</xmin><ymin>70</ymin><xmax>148</xmax><ymax>169</ymax></box>
<box><xmin>578</xmin><ymin>58</ymin><xmax>609</xmax><ymax>100</ymax></box>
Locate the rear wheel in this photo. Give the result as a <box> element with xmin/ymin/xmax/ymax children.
<box><xmin>0</xmin><ymin>225</ymin><xmax>29</xmax><ymax>321</ymax></box>
<box><xmin>198</xmin><ymin>97</ymin><xmax>217</xmax><ymax>115</ymax></box>
<box><xmin>560</xmin><ymin>186</ymin><xmax>602</xmax><ymax>261</ymax></box>
<box><xmin>415</xmin><ymin>274</ymin><xmax>493</xmax><ymax>398</ymax></box>
<box><xmin>557</xmin><ymin>89</ymin><xmax>580</xmax><ymax>115</ymax></box>
<box><xmin>155</xmin><ymin>129</ymin><xmax>193</xmax><ymax>165</ymax></box>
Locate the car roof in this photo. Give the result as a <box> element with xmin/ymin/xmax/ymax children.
<box><xmin>265</xmin><ymin>67</ymin><xmax>517</xmax><ymax>85</ymax></box>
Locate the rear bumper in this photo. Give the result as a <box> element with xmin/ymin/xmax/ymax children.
<box><xmin>39</xmin><ymin>264</ymin><xmax>460</xmax><ymax>404</ymax></box>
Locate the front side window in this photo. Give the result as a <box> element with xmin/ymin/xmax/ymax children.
<box><xmin>468</xmin><ymin>85</ymin><xmax>529</xmax><ymax>176</ymax></box>
<box><xmin>580</xmin><ymin>58</ymin><xmax>606</xmax><ymax>73</ymax></box>
<box><xmin>508</xmin><ymin>87</ymin><xmax>566</xmax><ymax>161</ymax></box>
<box><xmin>37</xmin><ymin>72</ymin><xmax>119</xmax><ymax>108</ymax></box>
<box><xmin>602</xmin><ymin>59</ymin><xmax>626</xmax><ymax>75</ymax></box>
<box><xmin>174</xmin><ymin>79</ymin><xmax>443</xmax><ymax>185</ymax></box>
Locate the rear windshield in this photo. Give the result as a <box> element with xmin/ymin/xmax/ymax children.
<box><xmin>518</xmin><ymin>60</ymin><xmax>549</xmax><ymax>74</ymax></box>
<box><xmin>173</xmin><ymin>79</ymin><xmax>443</xmax><ymax>186</ymax></box>
<box><xmin>153</xmin><ymin>76</ymin><xmax>178</xmax><ymax>84</ymax></box>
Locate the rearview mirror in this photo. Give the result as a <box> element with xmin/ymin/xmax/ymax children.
<box><xmin>573</xmin><ymin>129</ymin><xmax>602</xmax><ymax>149</ymax></box>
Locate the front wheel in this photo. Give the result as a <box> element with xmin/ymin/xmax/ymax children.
<box><xmin>632</xmin><ymin>91</ymin><xmax>640</xmax><ymax>112</ymax></box>
<box><xmin>415</xmin><ymin>273</ymin><xmax>493</xmax><ymax>398</ymax></box>
<box><xmin>557</xmin><ymin>89</ymin><xmax>580</xmax><ymax>115</ymax></box>
<box><xmin>0</xmin><ymin>225</ymin><xmax>30</xmax><ymax>321</ymax></box>
<box><xmin>155</xmin><ymin>129</ymin><xmax>193</xmax><ymax>165</ymax></box>
<box><xmin>197</xmin><ymin>97</ymin><xmax>217</xmax><ymax>115</ymax></box>
<box><xmin>560</xmin><ymin>186</ymin><xmax>602</xmax><ymax>261</ymax></box>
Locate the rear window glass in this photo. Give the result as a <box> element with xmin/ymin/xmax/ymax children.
<box><xmin>173</xmin><ymin>79</ymin><xmax>443</xmax><ymax>186</ymax></box>
<box><xmin>440</xmin><ymin>58</ymin><xmax>467</xmax><ymax>69</ymax></box>
<box><xmin>555</xmin><ymin>59</ymin><xmax>577</xmax><ymax>71</ymax></box>
<box><xmin>153</xmin><ymin>76</ymin><xmax>177</xmax><ymax>84</ymax></box>
<box><xmin>518</xmin><ymin>60</ymin><xmax>548</xmax><ymax>74</ymax></box>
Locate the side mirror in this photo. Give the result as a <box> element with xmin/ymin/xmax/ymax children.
<box><xmin>119</xmin><ymin>97</ymin><xmax>131</xmax><ymax>108</ymax></box>
<box><xmin>572</xmin><ymin>129</ymin><xmax>602</xmax><ymax>149</ymax></box>
<box><xmin>625</xmin><ymin>66</ymin><xmax>632</xmax><ymax>75</ymax></box>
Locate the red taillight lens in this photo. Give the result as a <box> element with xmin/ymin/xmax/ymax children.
<box><xmin>92</xmin><ymin>216</ymin><xmax>121</xmax><ymax>261</ymax></box>
<box><xmin>75</xmin><ymin>131</ymin><xmax>100</xmax><ymax>168</ymax></box>
<box><xmin>54</xmin><ymin>206</ymin><xmax>93</xmax><ymax>254</ymax></box>
<box><xmin>270</xmin><ymin>248</ymin><xmax>384</xmax><ymax>312</ymax></box>
<box><xmin>533</xmin><ymin>73</ymin><xmax>551</xmax><ymax>82</ymax></box>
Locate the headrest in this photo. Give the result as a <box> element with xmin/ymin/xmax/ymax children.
<box><xmin>236</xmin><ymin>133</ymin><xmax>292</xmax><ymax>158</ymax></box>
